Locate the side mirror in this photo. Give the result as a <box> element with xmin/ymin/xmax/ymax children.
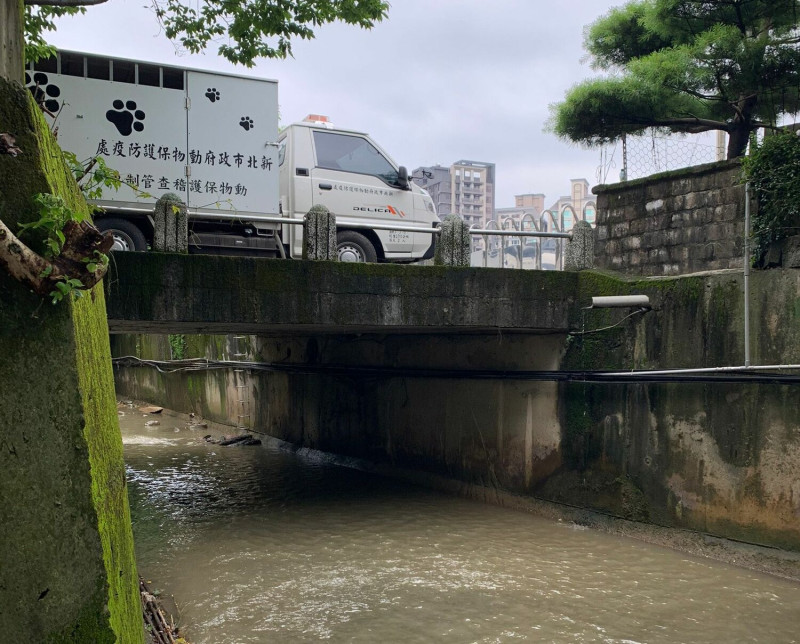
<box><xmin>397</xmin><ymin>166</ymin><xmax>410</xmax><ymax>190</ymax></box>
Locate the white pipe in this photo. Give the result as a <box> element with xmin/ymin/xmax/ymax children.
<box><xmin>590</xmin><ymin>295</ymin><xmax>650</xmax><ymax>308</ymax></box>
<box><xmin>604</xmin><ymin>364</ymin><xmax>800</xmax><ymax>377</ymax></box>
<box><xmin>744</xmin><ymin>182</ymin><xmax>751</xmax><ymax>367</ymax></box>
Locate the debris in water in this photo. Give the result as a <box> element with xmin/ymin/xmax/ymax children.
<box><xmin>145</xmin><ymin>420</ymin><xmax>161</xmax><ymax>427</ymax></box>
<box><xmin>204</xmin><ymin>433</ymin><xmax>261</xmax><ymax>447</ymax></box>
<box><xmin>139</xmin><ymin>405</ymin><xmax>164</xmax><ymax>414</ymax></box>
<box><xmin>140</xmin><ymin>577</ymin><xmax>189</xmax><ymax>644</ymax></box>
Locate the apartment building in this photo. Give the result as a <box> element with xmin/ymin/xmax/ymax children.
<box><xmin>413</xmin><ymin>160</ymin><xmax>496</xmax><ymax>227</ymax></box>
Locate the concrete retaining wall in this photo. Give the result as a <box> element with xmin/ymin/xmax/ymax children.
<box><xmin>0</xmin><ymin>78</ymin><xmax>142</xmax><ymax>642</ymax></box>
<box><xmin>112</xmin><ymin>269</ymin><xmax>800</xmax><ymax>552</ymax></box>
<box><xmin>593</xmin><ymin>161</ymin><xmax>747</xmax><ymax>275</ymax></box>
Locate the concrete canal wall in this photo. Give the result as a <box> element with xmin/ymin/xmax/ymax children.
<box><xmin>112</xmin><ymin>268</ymin><xmax>800</xmax><ymax>551</ymax></box>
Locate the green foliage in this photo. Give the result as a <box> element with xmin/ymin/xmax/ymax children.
<box><xmin>15</xmin><ymin>152</ymin><xmax>118</xmax><ymax>305</ymax></box>
<box><xmin>168</xmin><ymin>334</ymin><xmax>187</xmax><ymax>360</ymax></box>
<box><xmin>585</xmin><ymin>1</ymin><xmax>673</xmax><ymax>69</ymax></box>
<box><xmin>154</xmin><ymin>0</ymin><xmax>388</xmax><ymax>65</ymax></box>
<box><xmin>63</xmin><ymin>151</ymin><xmax>124</xmax><ymax>201</ymax></box>
<box><xmin>25</xmin><ymin>1</ymin><xmax>388</xmax><ymax>67</ymax></box>
<box><xmin>551</xmin><ymin>0</ymin><xmax>800</xmax><ymax>159</ymax></box>
<box><xmin>50</xmin><ymin>276</ymin><xmax>85</xmax><ymax>304</ymax></box>
<box><xmin>83</xmin><ymin>250</ymin><xmax>110</xmax><ymax>275</ymax></box>
<box><xmin>24</xmin><ymin>5</ymin><xmax>86</xmax><ymax>63</ymax></box>
<box><xmin>17</xmin><ymin>193</ymin><xmax>88</xmax><ymax>257</ymax></box>
<box><xmin>741</xmin><ymin>131</ymin><xmax>800</xmax><ymax>262</ymax></box>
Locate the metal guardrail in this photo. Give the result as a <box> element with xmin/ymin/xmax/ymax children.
<box><xmin>111</xmin><ymin>205</ymin><xmax>577</xmax><ymax>269</ymax></box>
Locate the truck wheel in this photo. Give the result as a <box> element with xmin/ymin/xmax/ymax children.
<box><xmin>337</xmin><ymin>231</ymin><xmax>377</xmax><ymax>263</ymax></box>
<box><xmin>95</xmin><ymin>218</ymin><xmax>148</xmax><ymax>252</ymax></box>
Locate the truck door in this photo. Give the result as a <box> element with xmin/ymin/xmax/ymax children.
<box><xmin>310</xmin><ymin>130</ymin><xmax>416</xmax><ymax>259</ymax></box>
<box><xmin>186</xmin><ymin>71</ymin><xmax>279</xmax><ymax>218</ymax></box>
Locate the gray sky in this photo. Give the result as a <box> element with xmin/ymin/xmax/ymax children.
<box><xmin>48</xmin><ymin>0</ymin><xmax>623</xmax><ymax>209</ymax></box>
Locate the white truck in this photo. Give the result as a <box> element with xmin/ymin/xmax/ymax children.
<box><xmin>26</xmin><ymin>50</ymin><xmax>439</xmax><ymax>262</ymax></box>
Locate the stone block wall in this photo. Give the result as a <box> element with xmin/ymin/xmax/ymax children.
<box><xmin>593</xmin><ymin>160</ymin><xmax>747</xmax><ymax>275</ymax></box>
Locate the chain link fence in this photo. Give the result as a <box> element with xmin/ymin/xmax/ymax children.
<box><xmin>598</xmin><ymin>131</ymin><xmax>724</xmax><ymax>183</ymax></box>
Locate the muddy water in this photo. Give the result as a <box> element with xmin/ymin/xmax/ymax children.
<box><xmin>120</xmin><ymin>407</ymin><xmax>800</xmax><ymax>643</ymax></box>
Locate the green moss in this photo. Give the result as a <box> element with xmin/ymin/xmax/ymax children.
<box><xmin>73</xmin><ymin>288</ymin><xmax>142</xmax><ymax>644</ymax></box>
<box><xmin>617</xmin><ymin>475</ymin><xmax>650</xmax><ymax>522</ymax></box>
<box><xmin>168</xmin><ymin>333</ymin><xmax>187</xmax><ymax>359</ymax></box>
<box><xmin>0</xmin><ymin>78</ymin><xmax>142</xmax><ymax>642</ymax></box>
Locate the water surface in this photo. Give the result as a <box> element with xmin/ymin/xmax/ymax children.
<box><xmin>121</xmin><ymin>407</ymin><xmax>800</xmax><ymax>643</ymax></box>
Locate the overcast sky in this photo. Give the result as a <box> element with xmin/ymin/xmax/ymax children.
<box><xmin>47</xmin><ymin>0</ymin><xmax>624</xmax><ymax>209</ymax></box>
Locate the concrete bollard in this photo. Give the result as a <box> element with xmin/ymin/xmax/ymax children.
<box><xmin>303</xmin><ymin>204</ymin><xmax>337</xmax><ymax>260</ymax></box>
<box><xmin>153</xmin><ymin>193</ymin><xmax>188</xmax><ymax>253</ymax></box>
<box><xmin>434</xmin><ymin>214</ymin><xmax>471</xmax><ymax>266</ymax></box>
<box><xmin>564</xmin><ymin>220</ymin><xmax>594</xmax><ymax>271</ymax></box>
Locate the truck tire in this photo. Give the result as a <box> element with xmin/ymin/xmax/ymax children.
<box><xmin>337</xmin><ymin>231</ymin><xmax>377</xmax><ymax>263</ymax></box>
<box><xmin>95</xmin><ymin>218</ymin><xmax>148</xmax><ymax>252</ymax></box>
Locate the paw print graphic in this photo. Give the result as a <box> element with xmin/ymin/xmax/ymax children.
<box><xmin>239</xmin><ymin>116</ymin><xmax>254</xmax><ymax>131</ymax></box>
<box><xmin>205</xmin><ymin>88</ymin><xmax>221</xmax><ymax>103</ymax></box>
<box><xmin>106</xmin><ymin>100</ymin><xmax>146</xmax><ymax>136</ymax></box>
<box><xmin>25</xmin><ymin>72</ymin><xmax>61</xmax><ymax>114</ymax></box>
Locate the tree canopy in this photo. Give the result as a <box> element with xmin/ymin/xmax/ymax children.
<box><xmin>24</xmin><ymin>0</ymin><xmax>389</xmax><ymax>66</ymax></box>
<box><xmin>550</xmin><ymin>0</ymin><xmax>800</xmax><ymax>158</ymax></box>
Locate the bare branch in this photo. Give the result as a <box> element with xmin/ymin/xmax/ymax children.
<box><xmin>648</xmin><ymin>116</ymin><xmax>730</xmax><ymax>132</ymax></box>
<box><xmin>0</xmin><ymin>220</ymin><xmax>55</xmax><ymax>296</ymax></box>
<box><xmin>24</xmin><ymin>0</ymin><xmax>109</xmax><ymax>6</ymax></box>
<box><xmin>0</xmin><ymin>218</ymin><xmax>111</xmax><ymax>298</ymax></box>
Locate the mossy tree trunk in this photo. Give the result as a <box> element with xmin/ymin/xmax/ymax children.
<box><xmin>0</xmin><ymin>31</ymin><xmax>144</xmax><ymax>644</ymax></box>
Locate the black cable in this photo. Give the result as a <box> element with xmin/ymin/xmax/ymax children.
<box><xmin>112</xmin><ymin>356</ymin><xmax>800</xmax><ymax>385</ymax></box>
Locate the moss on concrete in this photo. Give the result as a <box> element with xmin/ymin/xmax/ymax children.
<box><xmin>73</xmin><ymin>289</ymin><xmax>142</xmax><ymax>643</ymax></box>
<box><xmin>0</xmin><ymin>78</ymin><xmax>142</xmax><ymax>641</ymax></box>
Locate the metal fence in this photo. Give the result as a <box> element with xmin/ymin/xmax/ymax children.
<box><xmin>267</xmin><ymin>212</ymin><xmax>579</xmax><ymax>270</ymax></box>
<box><xmin>468</xmin><ymin>203</ymin><xmax>593</xmax><ymax>270</ymax></box>
<box><xmin>599</xmin><ymin>131</ymin><xmax>724</xmax><ymax>183</ymax></box>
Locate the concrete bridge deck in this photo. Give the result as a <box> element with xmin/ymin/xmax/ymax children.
<box><xmin>105</xmin><ymin>253</ymin><xmax>579</xmax><ymax>335</ymax></box>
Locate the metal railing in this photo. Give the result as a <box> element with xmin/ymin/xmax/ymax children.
<box><xmin>469</xmin><ymin>224</ymin><xmax>572</xmax><ymax>270</ymax></box>
<box><xmin>466</xmin><ymin>202</ymin><xmax>595</xmax><ymax>270</ymax></box>
<box><xmin>112</xmin><ymin>204</ymin><xmax>585</xmax><ymax>269</ymax></box>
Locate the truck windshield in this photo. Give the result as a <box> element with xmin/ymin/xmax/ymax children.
<box><xmin>313</xmin><ymin>131</ymin><xmax>399</xmax><ymax>186</ymax></box>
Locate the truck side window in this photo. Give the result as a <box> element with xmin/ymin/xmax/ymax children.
<box><xmin>60</xmin><ymin>52</ymin><xmax>85</xmax><ymax>77</ymax></box>
<box><xmin>138</xmin><ymin>64</ymin><xmax>160</xmax><ymax>87</ymax></box>
<box><xmin>87</xmin><ymin>56</ymin><xmax>110</xmax><ymax>81</ymax></box>
<box><xmin>313</xmin><ymin>131</ymin><xmax>399</xmax><ymax>186</ymax></box>
<box><xmin>112</xmin><ymin>60</ymin><xmax>135</xmax><ymax>84</ymax></box>
<box><xmin>162</xmin><ymin>67</ymin><xmax>184</xmax><ymax>90</ymax></box>
<box><xmin>33</xmin><ymin>55</ymin><xmax>57</xmax><ymax>74</ymax></box>
<box><xmin>278</xmin><ymin>139</ymin><xmax>286</xmax><ymax>166</ymax></box>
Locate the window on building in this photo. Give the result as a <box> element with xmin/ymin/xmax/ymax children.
<box><xmin>313</xmin><ymin>131</ymin><xmax>399</xmax><ymax>185</ymax></box>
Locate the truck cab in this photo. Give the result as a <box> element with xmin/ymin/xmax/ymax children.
<box><xmin>279</xmin><ymin>116</ymin><xmax>438</xmax><ymax>262</ymax></box>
